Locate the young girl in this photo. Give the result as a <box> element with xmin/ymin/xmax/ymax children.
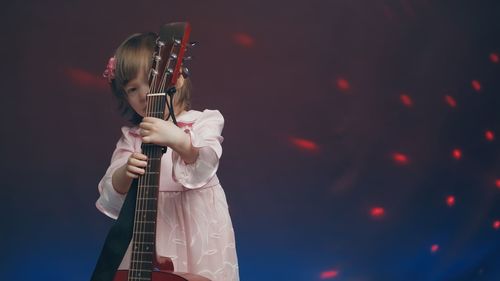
<box><xmin>96</xmin><ymin>32</ymin><xmax>239</xmax><ymax>281</ymax></box>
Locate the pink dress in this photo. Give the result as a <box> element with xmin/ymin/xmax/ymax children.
<box><xmin>96</xmin><ymin>109</ymin><xmax>239</xmax><ymax>281</ymax></box>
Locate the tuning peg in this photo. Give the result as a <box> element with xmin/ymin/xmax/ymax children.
<box><xmin>181</xmin><ymin>67</ymin><xmax>190</xmax><ymax>77</ymax></box>
<box><xmin>166</xmin><ymin>68</ymin><xmax>173</xmax><ymax>74</ymax></box>
<box><xmin>183</xmin><ymin>56</ymin><xmax>192</xmax><ymax>62</ymax></box>
<box><xmin>170</xmin><ymin>53</ymin><xmax>178</xmax><ymax>59</ymax></box>
<box><xmin>154</xmin><ymin>55</ymin><xmax>162</xmax><ymax>62</ymax></box>
<box><xmin>173</xmin><ymin>38</ymin><xmax>181</xmax><ymax>45</ymax></box>
<box><xmin>157</xmin><ymin>40</ymin><xmax>165</xmax><ymax>47</ymax></box>
<box><xmin>188</xmin><ymin>41</ymin><xmax>197</xmax><ymax>47</ymax></box>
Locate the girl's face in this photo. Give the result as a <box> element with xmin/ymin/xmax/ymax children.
<box><xmin>124</xmin><ymin>68</ymin><xmax>149</xmax><ymax>117</ymax></box>
<box><xmin>124</xmin><ymin>68</ymin><xmax>185</xmax><ymax>118</ymax></box>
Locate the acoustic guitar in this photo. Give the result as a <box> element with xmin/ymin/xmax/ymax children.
<box><xmin>113</xmin><ymin>22</ymin><xmax>210</xmax><ymax>281</ymax></box>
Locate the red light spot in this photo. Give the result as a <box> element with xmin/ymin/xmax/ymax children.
<box><xmin>446</xmin><ymin>195</ymin><xmax>455</xmax><ymax>207</ymax></box>
<box><xmin>493</xmin><ymin>220</ymin><xmax>500</xmax><ymax>230</ymax></box>
<box><xmin>370</xmin><ymin>207</ymin><xmax>385</xmax><ymax>218</ymax></box>
<box><xmin>431</xmin><ymin>244</ymin><xmax>439</xmax><ymax>253</ymax></box>
<box><xmin>336</xmin><ymin>78</ymin><xmax>350</xmax><ymax>91</ymax></box>
<box><xmin>320</xmin><ymin>270</ymin><xmax>339</xmax><ymax>279</ymax></box>
<box><xmin>495</xmin><ymin>179</ymin><xmax>500</xmax><ymax>189</ymax></box>
<box><xmin>444</xmin><ymin>95</ymin><xmax>457</xmax><ymax>108</ymax></box>
<box><xmin>65</xmin><ymin>67</ymin><xmax>108</xmax><ymax>90</ymax></box>
<box><xmin>485</xmin><ymin>130</ymin><xmax>495</xmax><ymax>141</ymax></box>
<box><xmin>452</xmin><ymin>148</ymin><xmax>462</xmax><ymax>160</ymax></box>
<box><xmin>472</xmin><ymin>80</ymin><xmax>481</xmax><ymax>92</ymax></box>
<box><xmin>400</xmin><ymin>94</ymin><xmax>413</xmax><ymax>107</ymax></box>
<box><xmin>490</xmin><ymin>53</ymin><xmax>499</xmax><ymax>63</ymax></box>
<box><xmin>233</xmin><ymin>32</ymin><xmax>255</xmax><ymax>48</ymax></box>
<box><xmin>289</xmin><ymin>137</ymin><xmax>319</xmax><ymax>152</ymax></box>
<box><xmin>392</xmin><ymin>152</ymin><xmax>409</xmax><ymax>165</ymax></box>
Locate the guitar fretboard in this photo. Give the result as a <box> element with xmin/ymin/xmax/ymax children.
<box><xmin>128</xmin><ymin>93</ymin><xmax>165</xmax><ymax>280</ymax></box>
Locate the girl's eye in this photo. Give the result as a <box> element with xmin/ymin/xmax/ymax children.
<box><xmin>127</xmin><ymin>87</ymin><xmax>137</xmax><ymax>94</ymax></box>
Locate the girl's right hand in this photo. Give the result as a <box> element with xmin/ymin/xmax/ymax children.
<box><xmin>125</xmin><ymin>152</ymin><xmax>148</xmax><ymax>178</ymax></box>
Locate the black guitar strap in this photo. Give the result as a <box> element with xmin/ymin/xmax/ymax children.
<box><xmin>90</xmin><ymin>179</ymin><xmax>138</xmax><ymax>281</ymax></box>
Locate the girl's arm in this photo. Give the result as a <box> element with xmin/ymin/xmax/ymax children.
<box><xmin>170</xmin><ymin>109</ymin><xmax>224</xmax><ymax>189</ymax></box>
<box><xmin>168</xmin><ymin>128</ymin><xmax>200</xmax><ymax>164</ymax></box>
<box><xmin>97</xmin><ymin>126</ymin><xmax>138</xmax><ymax>219</ymax></box>
<box><xmin>112</xmin><ymin>164</ymin><xmax>133</xmax><ymax>194</ymax></box>
<box><xmin>112</xmin><ymin>152</ymin><xmax>149</xmax><ymax>194</ymax></box>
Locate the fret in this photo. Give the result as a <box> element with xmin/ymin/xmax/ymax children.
<box><xmin>144</xmin><ymin>172</ymin><xmax>160</xmax><ymax>175</ymax></box>
<box><xmin>130</xmin><ymin>268</ymin><xmax>151</xmax><ymax>272</ymax></box>
<box><xmin>131</xmin><ymin>250</ymin><xmax>154</xmax><ymax>255</ymax></box>
<box><xmin>132</xmin><ymin>250</ymin><xmax>154</xmax><ymax>255</ymax></box>
<box><xmin>132</xmin><ymin>251</ymin><xmax>154</xmax><ymax>256</ymax></box>
<box><xmin>132</xmin><ymin>234</ymin><xmax>155</xmax><ymax>239</ymax></box>
<box><xmin>134</xmin><ymin>241</ymin><xmax>154</xmax><ymax>244</ymax></box>
<box><xmin>133</xmin><ymin>225</ymin><xmax>156</xmax><ymax>231</ymax></box>
<box><xmin>143</xmin><ymin>157</ymin><xmax>161</xmax><ymax>161</ymax></box>
<box><xmin>131</xmin><ymin>258</ymin><xmax>153</xmax><ymax>264</ymax></box>
<box><xmin>135</xmin><ymin>212</ymin><xmax>157</xmax><ymax>222</ymax></box>
<box><xmin>133</xmin><ymin>230</ymin><xmax>156</xmax><ymax>235</ymax></box>
<box><xmin>134</xmin><ymin>203</ymin><xmax>157</xmax><ymax>207</ymax></box>
<box><xmin>133</xmin><ymin>231</ymin><xmax>155</xmax><ymax>234</ymax></box>
<box><xmin>137</xmin><ymin>186</ymin><xmax>158</xmax><ymax>188</ymax></box>
<box><xmin>128</xmin><ymin>277</ymin><xmax>152</xmax><ymax>281</ymax></box>
<box><xmin>135</xmin><ymin>220</ymin><xmax>156</xmax><ymax>224</ymax></box>
<box><xmin>135</xmin><ymin>224</ymin><xmax>154</xmax><ymax>230</ymax></box>
<box><xmin>132</xmin><ymin>244</ymin><xmax>154</xmax><ymax>251</ymax></box>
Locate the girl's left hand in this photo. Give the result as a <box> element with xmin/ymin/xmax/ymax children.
<box><xmin>139</xmin><ymin>117</ymin><xmax>185</xmax><ymax>147</ymax></box>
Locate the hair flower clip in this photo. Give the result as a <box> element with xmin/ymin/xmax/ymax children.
<box><xmin>102</xmin><ymin>56</ymin><xmax>116</xmax><ymax>83</ymax></box>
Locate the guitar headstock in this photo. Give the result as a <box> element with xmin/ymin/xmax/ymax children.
<box><xmin>149</xmin><ymin>22</ymin><xmax>194</xmax><ymax>94</ymax></box>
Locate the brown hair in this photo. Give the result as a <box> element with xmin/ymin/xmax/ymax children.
<box><xmin>109</xmin><ymin>32</ymin><xmax>192</xmax><ymax>125</ymax></box>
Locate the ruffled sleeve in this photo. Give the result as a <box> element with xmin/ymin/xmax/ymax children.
<box><xmin>95</xmin><ymin>126</ymin><xmax>137</xmax><ymax>219</ymax></box>
<box><xmin>171</xmin><ymin>109</ymin><xmax>224</xmax><ymax>189</ymax></box>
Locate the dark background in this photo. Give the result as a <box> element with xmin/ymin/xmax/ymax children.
<box><xmin>2</xmin><ymin>0</ymin><xmax>500</xmax><ymax>280</ymax></box>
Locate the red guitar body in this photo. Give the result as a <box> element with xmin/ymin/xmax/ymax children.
<box><xmin>113</xmin><ymin>270</ymin><xmax>210</xmax><ymax>281</ymax></box>
<box><xmin>112</xmin><ymin>257</ymin><xmax>210</xmax><ymax>281</ymax></box>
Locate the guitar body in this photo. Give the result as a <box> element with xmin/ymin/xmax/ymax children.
<box><xmin>113</xmin><ymin>270</ymin><xmax>210</xmax><ymax>281</ymax></box>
